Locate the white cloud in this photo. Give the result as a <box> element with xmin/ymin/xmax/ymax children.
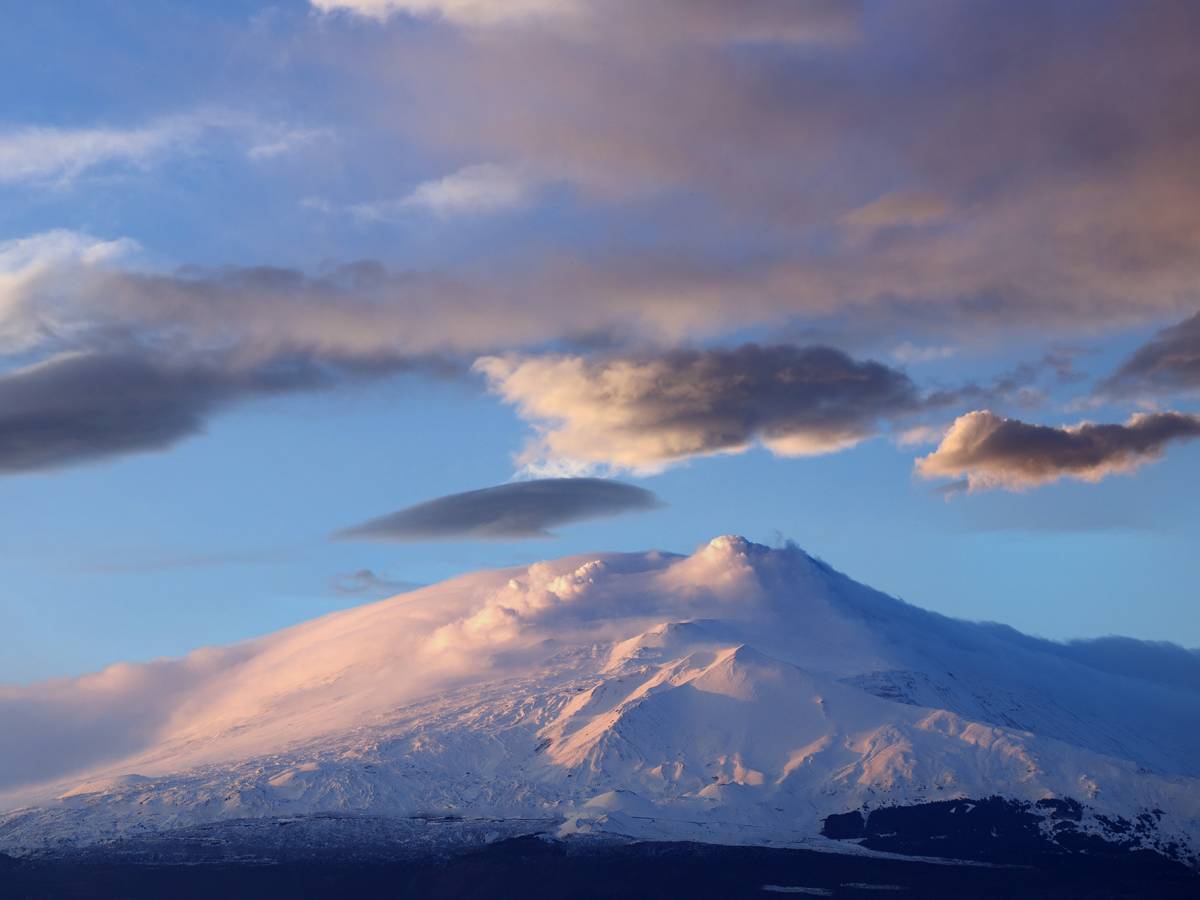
<box><xmin>0</xmin><ymin>122</ymin><xmax>193</xmax><ymax>185</ymax></box>
<box><xmin>395</xmin><ymin>163</ymin><xmax>533</xmax><ymax>219</ymax></box>
<box><xmin>310</xmin><ymin>0</ymin><xmax>855</xmax><ymax>44</ymax></box>
<box><xmin>890</xmin><ymin>341</ymin><xmax>957</xmax><ymax>365</ymax></box>
<box><xmin>246</xmin><ymin>126</ymin><xmax>330</xmax><ymax>161</ymax></box>
<box><xmin>0</xmin><ymin>112</ymin><xmax>320</xmax><ymax>186</ymax></box>
<box><xmin>310</xmin><ymin>0</ymin><xmax>578</xmax><ymax>27</ymax></box>
<box><xmin>0</xmin><ymin>230</ymin><xmax>138</xmax><ymax>352</ymax></box>
<box><xmin>310</xmin><ymin>164</ymin><xmax>535</xmax><ymax>223</ymax></box>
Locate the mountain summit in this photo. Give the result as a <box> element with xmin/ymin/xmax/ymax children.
<box><xmin>2</xmin><ymin>537</ymin><xmax>1197</xmax><ymax>866</ymax></box>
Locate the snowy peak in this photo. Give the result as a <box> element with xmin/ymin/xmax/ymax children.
<box><xmin>1</xmin><ymin>536</ymin><xmax>1197</xmax><ymax>866</ymax></box>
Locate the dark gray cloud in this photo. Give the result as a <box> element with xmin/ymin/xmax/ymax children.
<box><xmin>917</xmin><ymin>409</ymin><xmax>1200</xmax><ymax>491</ymax></box>
<box><xmin>335</xmin><ymin>478</ymin><xmax>663</xmax><ymax>540</ymax></box>
<box><xmin>0</xmin><ymin>345</ymin><xmax>434</xmax><ymax>475</ymax></box>
<box><xmin>0</xmin><ymin>350</ymin><xmax>253</xmax><ymax>474</ymax></box>
<box><xmin>1105</xmin><ymin>312</ymin><xmax>1200</xmax><ymax>395</ymax></box>
<box><xmin>477</xmin><ymin>344</ymin><xmax>922</xmax><ymax>471</ymax></box>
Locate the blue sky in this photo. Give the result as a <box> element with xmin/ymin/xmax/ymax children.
<box><xmin>2</xmin><ymin>0</ymin><xmax>1200</xmax><ymax>682</ymax></box>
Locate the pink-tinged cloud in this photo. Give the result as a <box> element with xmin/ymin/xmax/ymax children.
<box><xmin>342</xmin><ymin>0</ymin><xmax>1200</xmax><ymax>332</ymax></box>
<box><xmin>475</xmin><ymin>344</ymin><xmax>919</xmax><ymax>474</ymax></box>
<box><xmin>916</xmin><ymin>410</ymin><xmax>1200</xmax><ymax>491</ymax></box>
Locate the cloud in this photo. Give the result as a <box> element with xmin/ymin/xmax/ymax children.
<box><xmin>916</xmin><ymin>409</ymin><xmax>1200</xmax><ymax>491</ymax></box>
<box><xmin>321</xmin><ymin>0</ymin><xmax>1200</xmax><ymax>337</ymax></box>
<box><xmin>332</xmin><ymin>569</ymin><xmax>421</xmax><ymax>596</ymax></box>
<box><xmin>895</xmin><ymin>424</ymin><xmax>947</xmax><ymax>448</ymax></box>
<box><xmin>919</xmin><ymin>349</ymin><xmax>1085</xmax><ymax>417</ymax></box>
<box><xmin>0</xmin><ymin>120</ymin><xmax>195</xmax><ymax>185</ymax></box>
<box><xmin>0</xmin><ymin>111</ymin><xmax>317</xmax><ymax>186</ymax></box>
<box><xmin>890</xmin><ymin>342</ymin><xmax>956</xmax><ymax>365</ymax></box>
<box><xmin>245</xmin><ymin>126</ymin><xmax>329</xmax><ymax>161</ymax></box>
<box><xmin>0</xmin><ymin>235</ymin><xmax>479</xmax><ymax>473</ymax></box>
<box><xmin>0</xmin><ymin>644</ymin><xmax>254</xmax><ymax>792</ymax></box>
<box><xmin>0</xmin><ymin>348</ymin><xmax>343</xmax><ymax>475</ymax></box>
<box><xmin>0</xmin><ymin>342</ymin><xmax>454</xmax><ymax>475</ymax></box>
<box><xmin>476</xmin><ymin>344</ymin><xmax>920</xmax><ymax>473</ymax></box>
<box><xmin>932</xmin><ymin>478</ymin><xmax>970</xmax><ymax>500</ymax></box>
<box><xmin>0</xmin><ymin>236</ymin><xmax>628</xmax><ymax>366</ymax></box>
<box><xmin>0</xmin><ymin>230</ymin><xmax>139</xmax><ymax>351</ymax></box>
<box><xmin>335</xmin><ymin>478</ymin><xmax>662</xmax><ymax>540</ymax></box>
<box><xmin>1105</xmin><ymin>312</ymin><xmax>1200</xmax><ymax>395</ymax></box>
<box><xmin>0</xmin><ymin>229</ymin><xmax>1093</xmax><ymax>478</ymax></box>
<box><xmin>311</xmin><ymin>0</ymin><xmax>578</xmax><ymax>27</ymax></box>
<box><xmin>311</xmin><ymin>0</ymin><xmax>855</xmax><ymax>42</ymax></box>
<box><xmin>1057</xmin><ymin>636</ymin><xmax>1200</xmax><ymax>694</ymax></box>
<box><xmin>353</xmin><ymin>163</ymin><xmax>533</xmax><ymax>220</ymax></box>
<box><xmin>842</xmin><ymin>190</ymin><xmax>953</xmax><ymax>229</ymax></box>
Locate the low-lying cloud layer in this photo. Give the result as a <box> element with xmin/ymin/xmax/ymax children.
<box><xmin>477</xmin><ymin>345</ymin><xmax>920</xmax><ymax>473</ymax></box>
<box><xmin>335</xmin><ymin>477</ymin><xmax>662</xmax><ymax>540</ymax></box>
<box><xmin>917</xmin><ymin>410</ymin><xmax>1200</xmax><ymax>491</ymax></box>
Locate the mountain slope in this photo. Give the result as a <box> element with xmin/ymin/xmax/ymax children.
<box><xmin>1</xmin><ymin>536</ymin><xmax>1197</xmax><ymax>864</ymax></box>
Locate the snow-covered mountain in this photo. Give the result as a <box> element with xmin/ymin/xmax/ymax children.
<box><xmin>2</xmin><ymin>536</ymin><xmax>1198</xmax><ymax>865</ymax></box>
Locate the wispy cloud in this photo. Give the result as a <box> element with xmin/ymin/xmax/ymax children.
<box><xmin>312</xmin><ymin>0</ymin><xmax>857</xmax><ymax>43</ymax></box>
<box><xmin>0</xmin><ymin>230</ymin><xmax>139</xmax><ymax>352</ymax></box>
<box><xmin>842</xmin><ymin>190</ymin><xmax>953</xmax><ymax>230</ymax></box>
<box><xmin>311</xmin><ymin>0</ymin><xmax>578</xmax><ymax>27</ymax></box>
<box><xmin>347</xmin><ymin>163</ymin><xmax>534</xmax><ymax>221</ymax></box>
<box><xmin>246</xmin><ymin>126</ymin><xmax>330</xmax><ymax>161</ymax></box>
<box><xmin>890</xmin><ymin>342</ymin><xmax>957</xmax><ymax>365</ymax></box>
<box><xmin>0</xmin><ymin>111</ymin><xmax>322</xmax><ymax>186</ymax></box>
<box><xmin>1104</xmin><ymin>312</ymin><xmax>1200</xmax><ymax>397</ymax></box>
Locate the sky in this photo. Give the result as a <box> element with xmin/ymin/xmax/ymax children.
<box><xmin>2</xmin><ymin>0</ymin><xmax>1199</xmax><ymax>683</ymax></box>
